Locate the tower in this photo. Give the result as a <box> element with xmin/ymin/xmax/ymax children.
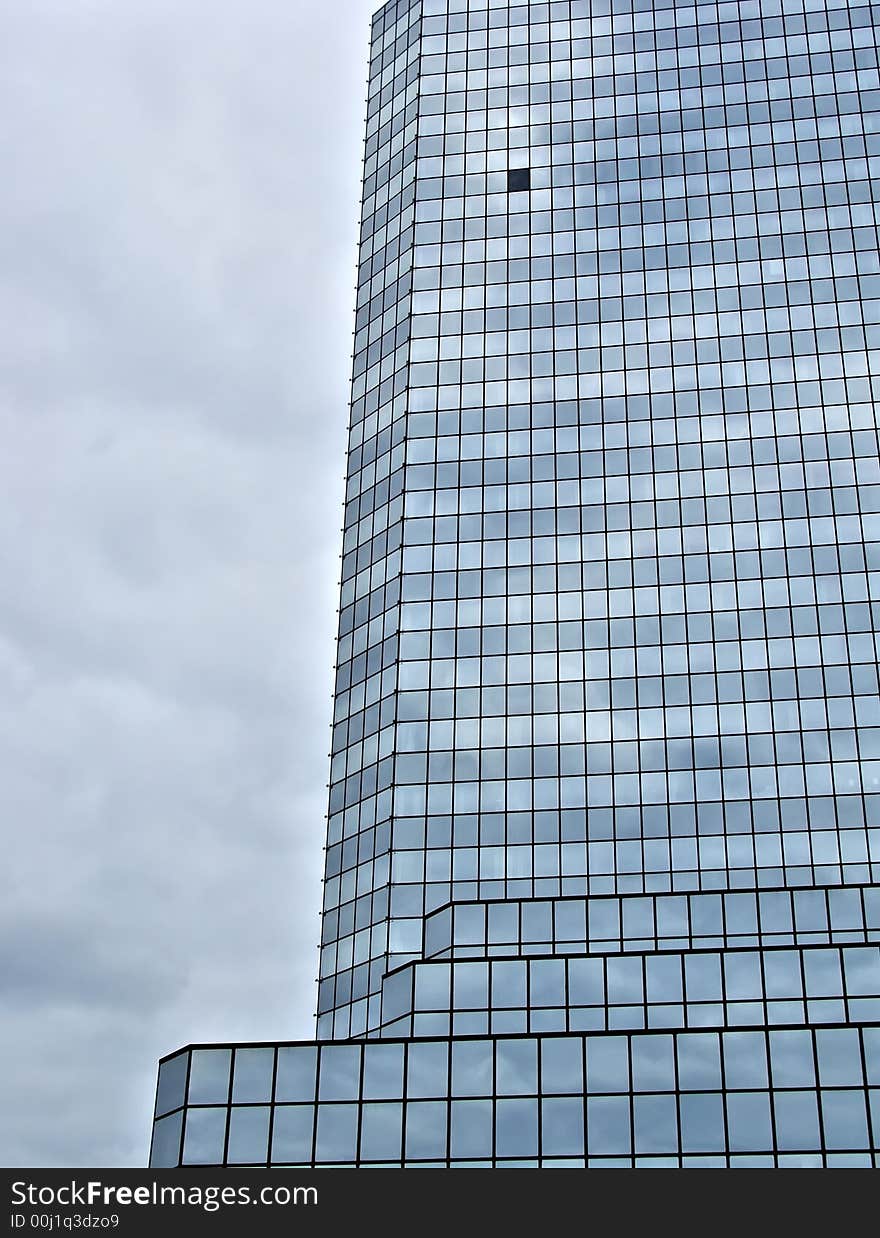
<box><xmin>150</xmin><ymin>0</ymin><xmax>880</xmax><ymax>1167</ymax></box>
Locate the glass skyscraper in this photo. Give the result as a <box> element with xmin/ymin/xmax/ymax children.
<box><xmin>150</xmin><ymin>0</ymin><xmax>880</xmax><ymax>1167</ymax></box>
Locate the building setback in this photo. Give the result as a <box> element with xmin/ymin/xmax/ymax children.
<box><xmin>150</xmin><ymin>0</ymin><xmax>880</xmax><ymax>1167</ymax></box>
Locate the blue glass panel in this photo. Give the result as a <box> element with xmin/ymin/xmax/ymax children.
<box><xmin>188</xmin><ymin>1050</ymin><xmax>231</xmax><ymax>1106</ymax></box>
<box><xmin>646</xmin><ymin>955</ymin><xmax>683</xmax><ymax>1004</ymax></box>
<box><xmin>631</xmin><ymin>1035</ymin><xmax>675</xmax><ymax>1092</ymax></box>
<box><xmin>587</xmin><ymin>1097</ymin><xmax>631</xmax><ymax>1156</ymax></box>
<box><xmin>496</xmin><ymin>1038</ymin><xmax>538</xmax><ymax>1096</ymax></box>
<box><xmin>607</xmin><ymin>956</ymin><xmax>644</xmax><ymax>1005</ymax></box>
<box><xmin>155</xmin><ymin>1053</ymin><xmax>188</xmax><ymax>1118</ymax></box>
<box><xmin>531</xmin><ymin>959</ymin><xmax>566</xmax><ymax>1007</ymax></box>
<box><xmin>271</xmin><ymin>1106</ymin><xmax>314</xmax><ymax>1164</ymax></box>
<box><xmin>454</xmin><ymin>961</ymin><xmax>489</xmax><ymax>1010</ymax></box>
<box><xmin>586</xmin><ymin>1037</ymin><xmax>630</xmax><ymax>1093</ymax></box>
<box><xmin>869</xmin><ymin>1090</ymin><xmax>880</xmax><ymax>1147</ymax></box>
<box><xmin>568</xmin><ymin>958</ymin><xmax>605</xmax><ymax>1006</ymax></box>
<box><xmin>405</xmin><ymin>1100</ymin><xmax>447</xmax><ymax>1161</ymax></box>
<box><xmin>680</xmin><ymin>1094</ymin><xmax>725</xmax><ymax>1154</ymax></box>
<box><xmin>541</xmin><ymin>1097</ymin><xmax>585</xmax><ymax>1157</ymax></box>
<box><xmin>724</xmin><ymin>952</ymin><xmax>762</xmax><ymax>1001</ymax></box>
<box><xmin>496</xmin><ymin>1098</ymin><xmax>538</xmax><ymax>1158</ymax></box>
<box><xmin>589</xmin><ymin>901</ymin><xmax>620</xmax><ymax>943</ymax></box>
<box><xmin>415</xmin><ymin>963</ymin><xmax>451</xmax><ymax>1012</ymax></box>
<box><xmin>803</xmin><ymin>950</ymin><xmax>843</xmax><ymax>998</ymax></box>
<box><xmin>540</xmin><ymin>1037</ymin><xmax>583</xmax><ymax>1095</ymax></box>
<box><xmin>232</xmin><ymin>1049</ymin><xmax>274</xmax><ymax>1104</ymax></box>
<box><xmin>150</xmin><ymin>1112</ymin><xmax>182</xmax><ymax>1169</ymax></box>
<box><xmin>227</xmin><ymin>1106</ymin><xmax>270</xmax><ymax>1165</ymax></box>
<box><xmin>182</xmin><ymin>1108</ymin><xmax>227</xmax><ymax>1166</ymax></box>
<box><xmin>820</xmin><ymin>1091</ymin><xmax>870</xmax><ymax>1152</ymax></box>
<box><xmin>677</xmin><ymin>1033</ymin><xmax>722</xmax><ymax>1092</ymax></box>
<box><xmin>319</xmin><ymin>1045</ymin><xmax>362</xmax><ymax>1101</ymax></box>
<box><xmin>633</xmin><ymin>1095</ymin><xmax>678</xmax><ymax>1155</ymax></box>
<box><xmin>816</xmin><ymin>1029</ymin><xmax>864</xmax><ymax>1087</ymax></box>
<box><xmin>685</xmin><ymin>954</ymin><xmax>722</xmax><ymax>1002</ymax></box>
<box><xmin>363</xmin><ymin>1043</ymin><xmax>405</xmax><ymax>1100</ymax></box>
<box><xmin>450</xmin><ymin>1099</ymin><xmax>492</xmax><ymax>1160</ymax></box>
<box><xmin>315</xmin><ymin>1104</ymin><xmax>358</xmax><ymax>1164</ymax></box>
<box><xmin>657</xmin><ymin>897</ymin><xmax>688</xmax><ymax>940</ymax></box>
<box><xmin>407</xmin><ymin>1041</ymin><xmax>449</xmax><ymax>1097</ymax></box>
<box><xmin>723</xmin><ymin>1032</ymin><xmax>769</xmax><ymax>1089</ymax></box>
<box><xmin>451</xmin><ymin>1039</ymin><xmax>492</xmax><ymax>1097</ymax></box>
<box><xmin>843</xmin><ymin>946</ymin><xmax>880</xmax><ymax>997</ymax></box>
<box><xmin>769</xmin><ymin>1031</ymin><xmax>816</xmax><ymax>1088</ymax></box>
<box><xmin>275</xmin><ymin>1046</ymin><xmax>318</xmax><ymax>1103</ymax></box>
<box><xmin>492</xmin><ymin>960</ymin><xmax>528</xmax><ymax>1009</ymax></box>
<box><xmin>763</xmin><ymin>952</ymin><xmax>803</xmax><ymax>1000</ymax></box>
<box><xmin>360</xmin><ymin>1103</ymin><xmax>403</xmax><ymax>1162</ymax></box>
<box><xmin>774</xmin><ymin>1092</ymin><xmax>821</xmax><ymax>1152</ymax></box>
<box><xmin>864</xmin><ymin>1029</ymin><xmax>880</xmax><ymax>1086</ymax></box>
<box><xmin>726</xmin><ymin>1093</ymin><xmax>773</xmax><ymax>1153</ymax></box>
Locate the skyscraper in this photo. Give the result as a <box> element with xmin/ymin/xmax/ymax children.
<box><xmin>150</xmin><ymin>0</ymin><xmax>880</xmax><ymax>1167</ymax></box>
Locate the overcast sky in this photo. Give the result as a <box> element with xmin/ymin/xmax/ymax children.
<box><xmin>0</xmin><ymin>0</ymin><xmax>379</xmax><ymax>1168</ymax></box>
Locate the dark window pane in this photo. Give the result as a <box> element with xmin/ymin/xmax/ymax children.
<box><xmin>156</xmin><ymin>1054</ymin><xmax>188</xmax><ymax>1118</ymax></box>
<box><xmin>150</xmin><ymin>1112</ymin><xmax>182</xmax><ymax>1169</ymax></box>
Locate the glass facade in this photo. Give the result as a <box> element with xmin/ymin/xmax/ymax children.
<box><xmin>150</xmin><ymin>0</ymin><xmax>880</xmax><ymax>1167</ymax></box>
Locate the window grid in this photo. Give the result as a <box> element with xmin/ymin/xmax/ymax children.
<box><xmin>151</xmin><ymin>1028</ymin><xmax>880</xmax><ymax>1168</ymax></box>
<box><xmin>153</xmin><ymin>0</ymin><xmax>880</xmax><ymax>1170</ymax></box>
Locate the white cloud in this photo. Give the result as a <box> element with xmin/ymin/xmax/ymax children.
<box><xmin>0</xmin><ymin>0</ymin><xmax>376</xmax><ymax>1166</ymax></box>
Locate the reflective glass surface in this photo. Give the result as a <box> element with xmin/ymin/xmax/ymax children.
<box><xmin>153</xmin><ymin>1028</ymin><xmax>880</xmax><ymax>1167</ymax></box>
<box><xmin>152</xmin><ymin>0</ymin><xmax>880</xmax><ymax>1172</ymax></box>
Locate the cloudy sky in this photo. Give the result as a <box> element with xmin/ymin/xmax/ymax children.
<box><xmin>0</xmin><ymin>0</ymin><xmax>379</xmax><ymax>1167</ymax></box>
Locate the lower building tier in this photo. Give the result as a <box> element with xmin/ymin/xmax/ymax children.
<box><xmin>150</xmin><ymin>1022</ymin><xmax>880</xmax><ymax>1168</ymax></box>
<box><xmin>377</xmin><ymin>942</ymin><xmax>880</xmax><ymax>1037</ymax></box>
